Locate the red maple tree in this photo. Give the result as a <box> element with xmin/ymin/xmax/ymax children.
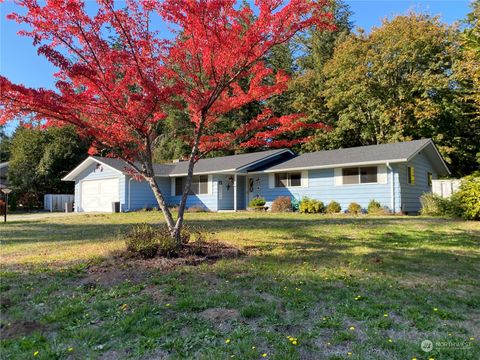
<box><xmin>0</xmin><ymin>0</ymin><xmax>332</xmax><ymax>240</ymax></box>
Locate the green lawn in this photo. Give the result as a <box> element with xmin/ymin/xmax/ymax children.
<box><xmin>1</xmin><ymin>212</ymin><xmax>479</xmax><ymax>359</ymax></box>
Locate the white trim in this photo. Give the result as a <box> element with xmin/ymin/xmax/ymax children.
<box><xmin>233</xmin><ymin>174</ymin><xmax>237</xmax><ymax>212</ymax></box>
<box><xmin>62</xmin><ymin>157</ymin><xmax>124</xmax><ymax>181</ymax></box>
<box><xmin>406</xmin><ymin>140</ymin><xmax>450</xmax><ymax>175</ymax></box>
<box><xmin>301</xmin><ymin>170</ymin><xmax>309</xmax><ymax>187</ymax></box>
<box><xmin>168</xmin><ymin>169</ymin><xmax>235</xmax><ymax>177</ymax></box>
<box><xmin>260</xmin><ymin>159</ymin><xmax>407</xmax><ymax>173</ymax></box>
<box><xmin>208</xmin><ymin>175</ymin><xmax>213</xmax><ymax>195</ymax></box>
<box><xmin>387</xmin><ymin>162</ymin><xmax>395</xmax><ymax>213</ymax></box>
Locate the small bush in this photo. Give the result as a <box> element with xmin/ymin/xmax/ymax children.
<box><xmin>125</xmin><ymin>223</ymin><xmax>159</xmax><ymax>259</ymax></box>
<box><xmin>271</xmin><ymin>196</ymin><xmax>292</xmax><ymax>212</ymax></box>
<box><xmin>420</xmin><ymin>193</ymin><xmax>444</xmax><ymax>216</ymax></box>
<box><xmin>367</xmin><ymin>200</ymin><xmax>382</xmax><ymax>214</ymax></box>
<box><xmin>299</xmin><ymin>197</ymin><xmax>324</xmax><ymax>214</ymax></box>
<box><xmin>157</xmin><ymin>235</ymin><xmax>179</xmax><ymax>257</ymax></box>
<box><xmin>325</xmin><ymin>201</ymin><xmax>341</xmax><ymax>214</ymax></box>
<box><xmin>454</xmin><ymin>175</ymin><xmax>480</xmax><ymax>220</ymax></box>
<box><xmin>185</xmin><ymin>225</ymin><xmax>210</xmax><ymax>255</ymax></box>
<box><xmin>347</xmin><ymin>202</ymin><xmax>362</xmax><ymax>215</ymax></box>
<box><xmin>420</xmin><ymin>193</ymin><xmax>462</xmax><ymax>217</ymax></box>
<box><xmin>249</xmin><ymin>197</ymin><xmax>266</xmax><ymax>210</ymax></box>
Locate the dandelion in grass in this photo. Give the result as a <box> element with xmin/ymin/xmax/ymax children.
<box><xmin>225</xmin><ymin>339</ymin><xmax>231</xmax><ymax>344</ymax></box>
<box><xmin>469</xmin><ymin>337</ymin><xmax>474</xmax><ymax>341</ymax></box>
<box><xmin>347</xmin><ymin>352</ymin><xmax>352</xmax><ymax>356</ymax></box>
<box><xmin>262</xmin><ymin>353</ymin><xmax>267</xmax><ymax>357</ymax></box>
<box><xmin>34</xmin><ymin>351</ymin><xmax>39</xmax><ymax>357</ymax></box>
<box><xmin>383</xmin><ymin>314</ymin><xmax>389</xmax><ymax>317</ymax></box>
<box><xmin>349</xmin><ymin>326</ymin><xmax>355</xmax><ymax>331</ymax></box>
<box><xmin>68</xmin><ymin>347</ymin><xmax>73</xmax><ymax>352</ymax></box>
<box><xmin>433</xmin><ymin>307</ymin><xmax>438</xmax><ymax>312</ymax></box>
<box><xmin>252</xmin><ymin>346</ymin><xmax>256</xmax><ymax>349</ymax></box>
<box><xmin>166</xmin><ymin>303</ymin><xmax>171</xmax><ymax>307</ymax></box>
<box><xmin>388</xmin><ymin>339</ymin><xmax>393</xmax><ymax>343</ymax></box>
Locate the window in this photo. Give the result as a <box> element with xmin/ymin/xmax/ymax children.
<box><xmin>342</xmin><ymin>166</ymin><xmax>378</xmax><ymax>184</ymax></box>
<box><xmin>427</xmin><ymin>172</ymin><xmax>433</xmax><ymax>187</ymax></box>
<box><xmin>342</xmin><ymin>168</ymin><xmax>359</xmax><ymax>184</ymax></box>
<box><xmin>274</xmin><ymin>172</ymin><xmax>302</xmax><ymax>187</ymax></box>
<box><xmin>175</xmin><ymin>175</ymin><xmax>208</xmax><ymax>196</ymax></box>
<box><xmin>360</xmin><ymin>167</ymin><xmax>377</xmax><ymax>183</ymax></box>
<box><xmin>407</xmin><ymin>166</ymin><xmax>415</xmax><ymax>185</ymax></box>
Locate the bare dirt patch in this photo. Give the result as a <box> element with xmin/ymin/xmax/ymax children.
<box><xmin>199</xmin><ymin>308</ymin><xmax>240</xmax><ymax>331</ymax></box>
<box><xmin>0</xmin><ymin>320</ymin><xmax>48</xmax><ymax>340</ymax></box>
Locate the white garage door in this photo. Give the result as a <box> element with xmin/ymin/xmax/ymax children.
<box><xmin>81</xmin><ymin>178</ymin><xmax>119</xmax><ymax>212</ymax></box>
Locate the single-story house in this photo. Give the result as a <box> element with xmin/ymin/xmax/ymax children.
<box><xmin>62</xmin><ymin>138</ymin><xmax>450</xmax><ymax>214</ymax></box>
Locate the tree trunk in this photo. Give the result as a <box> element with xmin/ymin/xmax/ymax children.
<box><xmin>171</xmin><ymin>113</ymin><xmax>205</xmax><ymax>242</ymax></box>
<box><xmin>144</xmin><ymin>175</ymin><xmax>176</xmax><ymax>231</ymax></box>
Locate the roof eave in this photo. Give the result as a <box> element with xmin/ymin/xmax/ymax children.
<box><xmin>62</xmin><ymin>156</ymin><xmax>124</xmax><ymax>181</ymax></box>
<box><xmin>258</xmin><ymin>159</ymin><xmax>407</xmax><ymax>173</ymax></box>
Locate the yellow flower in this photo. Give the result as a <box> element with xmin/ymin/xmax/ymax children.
<box><xmin>470</xmin><ymin>337</ymin><xmax>475</xmax><ymax>341</ymax></box>
<box><xmin>429</xmin><ymin>358</ymin><xmax>434</xmax><ymax>360</ymax></box>
<box><xmin>383</xmin><ymin>314</ymin><xmax>388</xmax><ymax>317</ymax></box>
<box><xmin>433</xmin><ymin>308</ymin><xmax>438</xmax><ymax>311</ymax></box>
<box><xmin>388</xmin><ymin>339</ymin><xmax>392</xmax><ymax>343</ymax></box>
<box><xmin>262</xmin><ymin>354</ymin><xmax>267</xmax><ymax>357</ymax></box>
<box><xmin>412</xmin><ymin>358</ymin><xmax>417</xmax><ymax>360</ymax></box>
<box><xmin>68</xmin><ymin>347</ymin><xmax>73</xmax><ymax>352</ymax></box>
<box><xmin>252</xmin><ymin>346</ymin><xmax>256</xmax><ymax>349</ymax></box>
<box><xmin>166</xmin><ymin>303</ymin><xmax>171</xmax><ymax>307</ymax></box>
<box><xmin>347</xmin><ymin>352</ymin><xmax>352</xmax><ymax>356</ymax></box>
<box><xmin>349</xmin><ymin>326</ymin><xmax>355</xmax><ymax>331</ymax></box>
<box><xmin>292</xmin><ymin>340</ymin><xmax>297</xmax><ymax>345</ymax></box>
<box><xmin>225</xmin><ymin>339</ymin><xmax>231</xmax><ymax>344</ymax></box>
<box><xmin>33</xmin><ymin>351</ymin><xmax>39</xmax><ymax>357</ymax></box>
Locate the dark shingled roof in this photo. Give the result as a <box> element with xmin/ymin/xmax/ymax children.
<box><xmin>263</xmin><ymin>139</ymin><xmax>433</xmax><ymax>171</ymax></box>
<box><xmin>93</xmin><ymin>148</ymin><xmax>291</xmax><ymax>176</ymax></box>
<box><xmin>88</xmin><ymin>139</ymin><xmax>449</xmax><ymax>177</ymax></box>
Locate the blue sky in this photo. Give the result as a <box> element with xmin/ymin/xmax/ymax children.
<box><xmin>0</xmin><ymin>0</ymin><xmax>473</xmax><ymax>134</ymax></box>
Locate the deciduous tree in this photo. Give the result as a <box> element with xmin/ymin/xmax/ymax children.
<box><xmin>0</xmin><ymin>0</ymin><xmax>331</xmax><ymax>241</ymax></box>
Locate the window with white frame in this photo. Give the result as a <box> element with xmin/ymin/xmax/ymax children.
<box><xmin>342</xmin><ymin>166</ymin><xmax>378</xmax><ymax>184</ymax></box>
<box><xmin>175</xmin><ymin>175</ymin><xmax>208</xmax><ymax>196</ymax></box>
<box><xmin>275</xmin><ymin>172</ymin><xmax>302</xmax><ymax>187</ymax></box>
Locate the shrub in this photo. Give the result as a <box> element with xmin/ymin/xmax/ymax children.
<box><xmin>299</xmin><ymin>197</ymin><xmax>324</xmax><ymax>214</ymax></box>
<box><xmin>157</xmin><ymin>235</ymin><xmax>179</xmax><ymax>257</ymax></box>
<box><xmin>271</xmin><ymin>196</ymin><xmax>292</xmax><ymax>212</ymax></box>
<box><xmin>420</xmin><ymin>193</ymin><xmax>444</xmax><ymax>216</ymax></box>
<box><xmin>325</xmin><ymin>201</ymin><xmax>341</xmax><ymax>214</ymax></box>
<box><xmin>367</xmin><ymin>200</ymin><xmax>382</xmax><ymax>214</ymax></box>
<box><xmin>249</xmin><ymin>197</ymin><xmax>266</xmax><ymax>210</ymax></box>
<box><xmin>125</xmin><ymin>223</ymin><xmax>159</xmax><ymax>259</ymax></box>
<box><xmin>454</xmin><ymin>175</ymin><xmax>480</xmax><ymax>220</ymax></box>
<box><xmin>347</xmin><ymin>202</ymin><xmax>362</xmax><ymax>215</ymax></box>
<box><xmin>420</xmin><ymin>192</ymin><xmax>462</xmax><ymax>218</ymax></box>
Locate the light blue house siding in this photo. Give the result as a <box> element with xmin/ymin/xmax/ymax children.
<box><xmin>73</xmin><ymin>163</ymin><xmax>126</xmax><ymax>212</ymax></box>
<box><xmin>125</xmin><ymin>176</ymin><xmax>171</xmax><ymax>211</ymax></box>
<box><xmin>247</xmin><ymin>165</ymin><xmax>402</xmax><ymax>213</ymax></box>
<box><xmin>397</xmin><ymin>150</ymin><xmax>436</xmax><ymax>213</ymax></box>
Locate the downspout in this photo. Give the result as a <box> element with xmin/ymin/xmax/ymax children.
<box><xmin>128</xmin><ymin>177</ymin><xmax>133</xmax><ymax>212</ymax></box>
<box><xmin>387</xmin><ymin>162</ymin><xmax>395</xmax><ymax>213</ymax></box>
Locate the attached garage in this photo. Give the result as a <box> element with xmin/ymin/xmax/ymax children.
<box><xmin>62</xmin><ymin>157</ymin><xmax>126</xmax><ymax>213</ymax></box>
<box><xmin>81</xmin><ymin>178</ymin><xmax>119</xmax><ymax>212</ymax></box>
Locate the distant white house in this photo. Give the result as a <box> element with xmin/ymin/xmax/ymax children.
<box><xmin>63</xmin><ymin>139</ymin><xmax>450</xmax><ymax>214</ymax></box>
<box><xmin>0</xmin><ymin>162</ymin><xmax>8</xmax><ymax>188</ymax></box>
